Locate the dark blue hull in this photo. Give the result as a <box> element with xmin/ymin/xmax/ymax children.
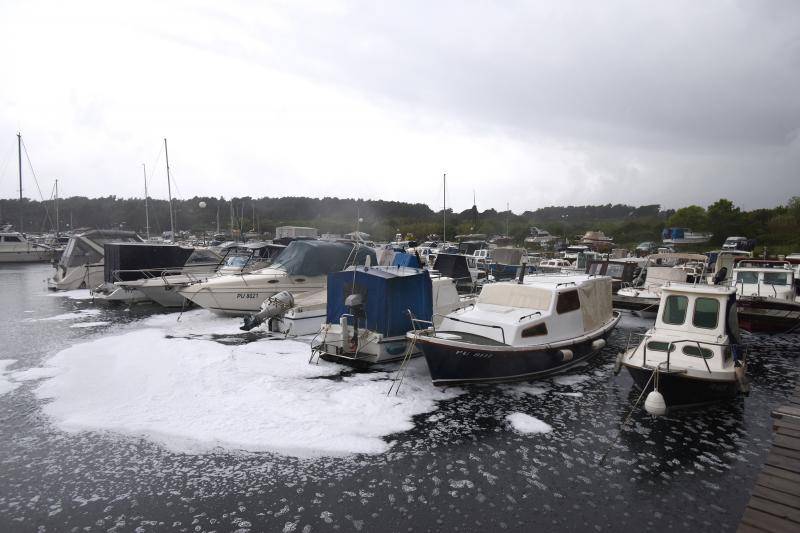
<box><xmin>416</xmin><ymin>317</ymin><xmax>619</xmax><ymax>385</ymax></box>
<box><xmin>624</xmin><ymin>364</ymin><xmax>741</xmax><ymax>409</ymax></box>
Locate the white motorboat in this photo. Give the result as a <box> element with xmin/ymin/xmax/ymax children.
<box><xmin>411</xmin><ymin>274</ymin><xmax>620</xmax><ymax>385</ymax></box>
<box><xmin>615</xmin><ymin>253</ymin><xmax>708</xmax><ymax>315</ymax></box>
<box><xmin>48</xmin><ymin>230</ymin><xmax>143</xmax><ymax>290</ymax></box>
<box><xmin>119</xmin><ymin>242</ymin><xmax>283</xmax><ymax>308</ymax></box>
<box><xmin>0</xmin><ymin>230</ymin><xmax>55</xmax><ymax>263</ymax></box>
<box><xmin>179</xmin><ymin>240</ymin><xmax>376</xmax><ymax>315</ymax></box>
<box><xmin>730</xmin><ymin>259</ymin><xmax>800</xmax><ymax>333</ymax></box>
<box><xmin>616</xmin><ymin>283</ymin><xmax>748</xmax><ymax>414</ymax></box>
<box><xmin>661</xmin><ymin>227</ymin><xmax>711</xmax><ymax>245</ymax></box>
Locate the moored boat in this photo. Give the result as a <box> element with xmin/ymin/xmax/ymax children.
<box><xmin>411</xmin><ymin>274</ymin><xmax>620</xmax><ymax>385</ymax></box>
<box><xmin>617</xmin><ymin>283</ymin><xmax>748</xmax><ymax>414</ymax></box>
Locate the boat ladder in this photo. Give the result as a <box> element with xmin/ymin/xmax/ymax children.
<box><xmin>387</xmin><ymin>312</ymin><xmax>432</xmax><ymax>396</ymax></box>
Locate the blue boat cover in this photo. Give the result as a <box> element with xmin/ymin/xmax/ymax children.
<box><xmin>391</xmin><ymin>252</ymin><xmax>422</xmax><ymax>268</ymax></box>
<box><xmin>326</xmin><ymin>266</ymin><xmax>433</xmax><ymax>337</ymax></box>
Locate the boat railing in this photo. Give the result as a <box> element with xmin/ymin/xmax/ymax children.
<box><xmin>626</xmin><ymin>333</ymin><xmax>748</xmax><ymax>374</ymax></box>
<box><xmin>432</xmin><ymin>313</ymin><xmax>506</xmax><ymax>344</ymax></box>
<box><xmin>111</xmin><ymin>267</ymin><xmax>181</xmax><ymax>283</ymax></box>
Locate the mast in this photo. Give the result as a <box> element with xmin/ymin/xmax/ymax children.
<box><xmin>216</xmin><ymin>203</ymin><xmax>220</xmax><ymax>235</ymax></box>
<box><xmin>17</xmin><ymin>132</ymin><xmax>23</xmax><ymax>233</ymax></box>
<box><xmin>506</xmin><ymin>202</ymin><xmax>510</xmax><ymax>237</ymax></box>
<box><xmin>164</xmin><ymin>138</ymin><xmax>175</xmax><ymax>241</ymax></box>
<box><xmin>442</xmin><ymin>172</ymin><xmax>446</xmax><ymax>243</ymax></box>
<box><xmin>54</xmin><ymin>179</ymin><xmax>59</xmax><ymax>236</ymax></box>
<box><xmin>142</xmin><ymin>163</ymin><xmax>150</xmax><ymax>240</ymax></box>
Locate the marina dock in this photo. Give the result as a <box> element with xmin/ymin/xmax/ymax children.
<box><xmin>739</xmin><ymin>384</ymin><xmax>800</xmax><ymax>532</ymax></box>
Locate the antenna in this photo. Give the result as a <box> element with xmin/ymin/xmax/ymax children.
<box><xmin>442</xmin><ymin>172</ymin><xmax>447</xmax><ymax>243</ymax></box>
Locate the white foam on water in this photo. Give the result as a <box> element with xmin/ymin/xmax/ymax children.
<box><xmin>0</xmin><ymin>359</ymin><xmax>21</xmax><ymax>396</ymax></box>
<box><xmin>41</xmin><ymin>309</ymin><xmax>102</xmax><ymax>321</ymax></box>
<box><xmin>69</xmin><ymin>321</ymin><xmax>111</xmax><ymax>329</ymax></box>
<box><xmin>32</xmin><ymin>315</ymin><xmax>459</xmax><ymax>457</ymax></box>
<box><xmin>10</xmin><ymin>366</ymin><xmax>62</xmax><ymax>382</ymax></box>
<box><xmin>47</xmin><ymin>289</ymin><xmax>93</xmax><ymax>300</ymax></box>
<box><xmin>502</xmin><ymin>383</ymin><xmax>549</xmax><ymax>397</ymax></box>
<box><xmin>552</xmin><ymin>374</ymin><xmax>592</xmax><ymax>387</ymax></box>
<box><xmin>506</xmin><ymin>412</ymin><xmax>552</xmax><ymax>434</ymax></box>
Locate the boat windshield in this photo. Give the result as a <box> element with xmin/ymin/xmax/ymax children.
<box><xmin>763</xmin><ymin>272</ymin><xmax>790</xmax><ymax>285</ymax></box>
<box><xmin>735</xmin><ymin>272</ymin><xmax>758</xmax><ymax>284</ymax></box>
<box><xmin>268</xmin><ymin>241</ymin><xmax>376</xmax><ymax>276</ymax></box>
<box><xmin>59</xmin><ymin>238</ymin><xmax>102</xmax><ymax>268</ymax></box>
<box><xmin>223</xmin><ymin>254</ymin><xmax>251</xmax><ymax>268</ymax></box>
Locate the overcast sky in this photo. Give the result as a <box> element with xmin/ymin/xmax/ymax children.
<box><xmin>1</xmin><ymin>0</ymin><xmax>798</xmax><ymax>213</ymax></box>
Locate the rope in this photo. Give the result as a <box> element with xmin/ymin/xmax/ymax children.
<box><xmin>597</xmin><ymin>367</ymin><xmax>658</xmax><ymax>465</ymax></box>
<box><xmin>20</xmin><ymin>138</ymin><xmax>53</xmax><ymax>230</ymax></box>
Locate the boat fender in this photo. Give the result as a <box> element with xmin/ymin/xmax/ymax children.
<box><xmin>613</xmin><ymin>352</ymin><xmax>623</xmax><ymax>375</ymax></box>
<box><xmin>559</xmin><ymin>349</ymin><xmax>573</xmax><ymax>362</ymax></box>
<box><xmin>591</xmin><ymin>338</ymin><xmax>606</xmax><ymax>351</ymax></box>
<box><xmin>644</xmin><ymin>390</ymin><xmax>667</xmax><ymax>416</ymax></box>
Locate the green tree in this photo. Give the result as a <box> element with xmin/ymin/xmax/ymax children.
<box><xmin>666</xmin><ymin>205</ymin><xmax>709</xmax><ymax>231</ymax></box>
<box><xmin>706</xmin><ymin>198</ymin><xmax>744</xmax><ymax>244</ymax></box>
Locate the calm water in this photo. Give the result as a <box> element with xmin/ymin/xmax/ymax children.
<box><xmin>1</xmin><ymin>263</ymin><xmax>799</xmax><ymax>532</ymax></box>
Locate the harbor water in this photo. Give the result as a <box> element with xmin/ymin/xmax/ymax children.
<box><xmin>1</xmin><ymin>263</ymin><xmax>799</xmax><ymax>532</ymax></box>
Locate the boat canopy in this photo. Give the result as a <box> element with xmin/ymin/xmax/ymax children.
<box><xmin>646</xmin><ymin>253</ymin><xmax>708</xmax><ymax>264</ymax></box>
<box><xmin>268</xmin><ymin>240</ymin><xmax>376</xmax><ymax>277</ymax></box>
<box><xmin>479</xmin><ymin>283</ymin><xmax>552</xmax><ymax>310</ymax></box>
<box><xmin>492</xmin><ymin>248</ymin><xmax>526</xmax><ymax>265</ymax></box>
<box><xmin>326</xmin><ymin>266</ymin><xmax>433</xmax><ymax>337</ymax></box>
<box><xmin>433</xmin><ymin>253</ymin><xmax>472</xmax><ymax>282</ymax></box>
<box><xmin>104</xmin><ymin>243</ymin><xmax>194</xmax><ymax>282</ymax></box>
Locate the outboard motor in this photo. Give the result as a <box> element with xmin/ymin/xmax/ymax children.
<box><xmin>343</xmin><ymin>293</ymin><xmax>366</xmax><ymax>350</ymax></box>
<box><xmin>240</xmin><ymin>291</ymin><xmax>295</xmax><ymax>331</ymax></box>
<box><xmin>712</xmin><ymin>266</ymin><xmax>728</xmax><ymax>286</ymax></box>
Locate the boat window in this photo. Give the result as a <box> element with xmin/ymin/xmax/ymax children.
<box><xmin>661</xmin><ymin>295</ymin><xmax>688</xmax><ymax>325</ymax></box>
<box><xmin>646</xmin><ymin>341</ymin><xmax>675</xmax><ymax>352</ymax></box>
<box><xmin>588</xmin><ymin>263</ymin><xmax>603</xmax><ymax>275</ymax></box>
<box><xmin>66</xmin><ymin>239</ymin><xmax>102</xmax><ymax>267</ymax></box>
<box><xmin>763</xmin><ymin>272</ymin><xmax>789</xmax><ymax>286</ymax></box>
<box><xmin>692</xmin><ymin>298</ymin><xmax>719</xmax><ymax>329</ymax></box>
<box><xmin>3</xmin><ymin>235</ymin><xmax>21</xmax><ymax>242</ymax></box>
<box><xmin>735</xmin><ymin>271</ymin><xmax>758</xmax><ymax>284</ymax></box>
<box><xmin>556</xmin><ymin>290</ymin><xmax>581</xmax><ymax>314</ymax></box>
<box><xmin>606</xmin><ymin>264</ymin><xmax>625</xmax><ymax>278</ymax></box>
<box><xmin>224</xmin><ymin>254</ymin><xmax>249</xmax><ymax>268</ymax></box>
<box><xmin>682</xmin><ymin>345</ymin><xmax>714</xmax><ymax>359</ymax></box>
<box><xmin>521</xmin><ymin>322</ymin><xmax>548</xmax><ymax>338</ymax></box>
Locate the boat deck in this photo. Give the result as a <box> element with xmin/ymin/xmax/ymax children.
<box><xmin>739</xmin><ymin>383</ymin><xmax>800</xmax><ymax>532</ymax></box>
<box><xmin>431</xmin><ymin>331</ymin><xmax>507</xmax><ymax>346</ymax></box>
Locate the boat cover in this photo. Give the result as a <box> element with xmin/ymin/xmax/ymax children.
<box><xmin>478</xmin><ymin>283</ymin><xmax>552</xmax><ymax>310</ymax></box>
<box><xmin>391</xmin><ymin>252</ymin><xmax>422</xmax><ymax>268</ymax></box>
<box><xmin>492</xmin><ymin>248</ymin><xmax>525</xmax><ymax>266</ymax></box>
<box><xmin>578</xmin><ymin>277</ymin><xmax>613</xmax><ymax>333</ymax></box>
<box><xmin>270</xmin><ymin>240</ymin><xmax>376</xmax><ymax>277</ymax></box>
<box><xmin>103</xmin><ymin>243</ymin><xmax>194</xmax><ymax>282</ymax></box>
<box><xmin>433</xmin><ymin>254</ymin><xmax>472</xmax><ymax>282</ymax></box>
<box><xmin>326</xmin><ymin>266</ymin><xmax>433</xmax><ymax>337</ymax></box>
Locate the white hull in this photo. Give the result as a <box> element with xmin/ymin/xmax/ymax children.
<box><xmin>137</xmin><ymin>284</ymin><xmax>190</xmax><ymax>308</ymax></box>
<box><xmin>179</xmin><ymin>278</ymin><xmax>326</xmax><ymax>316</ymax></box>
<box><xmin>48</xmin><ymin>264</ymin><xmax>104</xmax><ymax>291</ymax></box>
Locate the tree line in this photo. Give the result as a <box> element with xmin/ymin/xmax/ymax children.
<box><xmin>1</xmin><ymin>195</ymin><xmax>798</xmax><ymax>252</ymax></box>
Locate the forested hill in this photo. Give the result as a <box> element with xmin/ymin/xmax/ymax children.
<box><xmin>1</xmin><ymin>195</ymin><xmax>798</xmax><ymax>251</ymax></box>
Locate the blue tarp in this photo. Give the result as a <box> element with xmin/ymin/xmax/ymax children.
<box><xmin>391</xmin><ymin>252</ymin><xmax>422</xmax><ymax>268</ymax></box>
<box><xmin>326</xmin><ymin>266</ymin><xmax>433</xmax><ymax>338</ymax></box>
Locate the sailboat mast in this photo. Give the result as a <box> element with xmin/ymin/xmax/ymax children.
<box><xmin>17</xmin><ymin>132</ymin><xmax>23</xmax><ymax>233</ymax></box>
<box><xmin>142</xmin><ymin>163</ymin><xmax>150</xmax><ymax>240</ymax></box>
<box><xmin>506</xmin><ymin>202</ymin><xmax>510</xmax><ymax>237</ymax></box>
<box><xmin>54</xmin><ymin>179</ymin><xmax>59</xmax><ymax>236</ymax></box>
<box><xmin>442</xmin><ymin>172</ymin><xmax>446</xmax><ymax>243</ymax></box>
<box><xmin>216</xmin><ymin>204</ymin><xmax>220</xmax><ymax>235</ymax></box>
<box><xmin>164</xmin><ymin>138</ymin><xmax>175</xmax><ymax>241</ymax></box>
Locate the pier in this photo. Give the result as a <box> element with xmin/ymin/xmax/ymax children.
<box><xmin>739</xmin><ymin>385</ymin><xmax>800</xmax><ymax>532</ymax></box>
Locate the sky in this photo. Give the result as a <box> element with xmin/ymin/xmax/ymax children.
<box><xmin>0</xmin><ymin>0</ymin><xmax>798</xmax><ymax>214</ymax></box>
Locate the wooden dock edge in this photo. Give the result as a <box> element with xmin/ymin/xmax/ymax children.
<box><xmin>738</xmin><ymin>386</ymin><xmax>800</xmax><ymax>532</ymax></box>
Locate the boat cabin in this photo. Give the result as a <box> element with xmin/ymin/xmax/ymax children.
<box><xmin>438</xmin><ymin>274</ymin><xmax>613</xmax><ymax>346</ymax></box>
<box><xmin>634</xmin><ymin>284</ymin><xmax>739</xmax><ymax>374</ymax></box>
<box><xmin>731</xmin><ymin>260</ymin><xmax>796</xmax><ymax>301</ymax></box>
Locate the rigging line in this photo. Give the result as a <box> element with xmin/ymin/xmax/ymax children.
<box><xmin>20</xmin><ymin>138</ymin><xmax>53</xmax><ymax>228</ymax></box>
<box><xmin>146</xmin><ymin>145</ymin><xmax>164</xmax><ymax>193</ymax></box>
